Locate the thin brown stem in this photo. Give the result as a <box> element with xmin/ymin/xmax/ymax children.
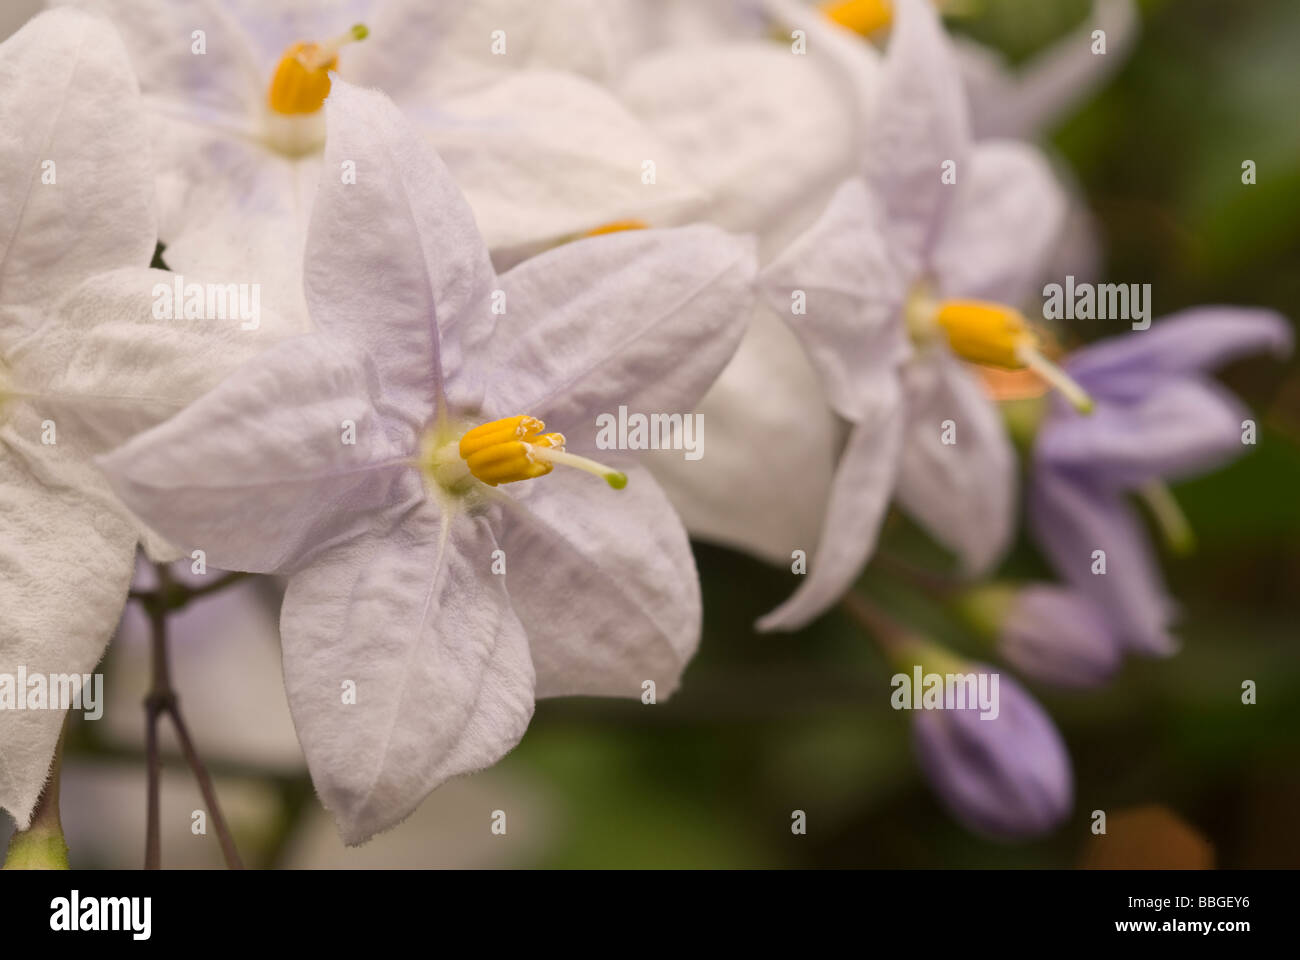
<box><xmin>839</xmin><ymin>591</ymin><xmax>917</xmax><ymax>661</ymax></box>
<box><xmin>141</xmin><ymin>562</ymin><xmax>244</xmax><ymax>869</ymax></box>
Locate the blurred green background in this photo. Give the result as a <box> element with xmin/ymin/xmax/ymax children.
<box><xmin>6</xmin><ymin>0</ymin><xmax>1298</xmax><ymax>868</ymax></box>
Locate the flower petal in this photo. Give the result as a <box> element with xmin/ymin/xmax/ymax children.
<box><xmin>0</xmin><ymin>417</ymin><xmax>137</xmax><ymax>829</ymax></box>
<box><xmin>999</xmin><ymin>585</ymin><xmax>1123</xmax><ymax>689</ymax></box>
<box><xmin>307</xmin><ymin>78</ymin><xmax>497</xmax><ymax>427</ymax></box>
<box><xmin>98</xmin><ymin>335</ymin><xmax>418</xmax><ymax>574</ymax></box>
<box><xmin>499</xmin><ymin>463</ymin><xmax>698</xmax><ymax>699</ymax></box>
<box><xmin>478</xmin><ymin>224</ymin><xmax>756</xmax><ymax>429</ymax></box>
<box><xmin>431</xmin><ymin>71</ymin><xmax>705</xmax><ymax>254</ymax></box>
<box><xmin>1028</xmin><ymin>465</ymin><xmax>1177</xmax><ymax>655</ymax></box>
<box><xmin>644</xmin><ymin>306</ymin><xmax>840</xmax><ymax>567</ymax></box>
<box><xmin>0</xmin><ymin>9</ymin><xmax>155</xmax><ymax>311</ymax></box>
<box><xmin>758</xmin><ymin>378</ymin><xmax>904</xmax><ymax>632</ymax></box>
<box><xmin>1037</xmin><ymin>376</ymin><xmax>1251</xmax><ymax>490</ymax></box>
<box><xmin>281</xmin><ymin>504</ymin><xmax>534</xmax><ymax>845</ymax></box>
<box><xmin>864</xmin><ymin>0</ymin><xmax>971</xmax><ymax>274</ymax></box>
<box><xmin>930</xmin><ymin>140</ymin><xmax>1068</xmax><ymax>305</ymax></box>
<box><xmin>894</xmin><ymin>352</ymin><xmax>1017</xmax><ymax>574</ymax></box>
<box><xmin>758</xmin><ymin>178</ymin><xmax>907</xmax><ymax>422</ymax></box>
<box><xmin>1067</xmin><ymin>308</ymin><xmax>1293</xmax><ymax>400</ymax></box>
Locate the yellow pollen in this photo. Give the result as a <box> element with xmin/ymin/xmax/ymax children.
<box><xmin>821</xmin><ymin>0</ymin><xmax>894</xmax><ymax>35</ymax></box>
<box><xmin>268</xmin><ymin>24</ymin><xmax>368</xmax><ymax>115</ymax></box>
<box><xmin>457</xmin><ymin>415</ymin><xmax>627</xmax><ymax>489</ymax></box>
<box><xmin>935</xmin><ymin>300</ymin><xmax>1094</xmax><ymax>414</ymax></box>
<box><xmin>581</xmin><ymin>219</ymin><xmax>649</xmax><ymax>238</ymax></box>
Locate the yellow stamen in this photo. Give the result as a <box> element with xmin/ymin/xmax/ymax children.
<box><xmin>821</xmin><ymin>0</ymin><xmax>894</xmax><ymax>35</ymax></box>
<box><xmin>581</xmin><ymin>219</ymin><xmax>649</xmax><ymax>238</ymax></box>
<box><xmin>934</xmin><ymin>300</ymin><xmax>1094</xmax><ymax>414</ymax></box>
<box><xmin>457</xmin><ymin>415</ymin><xmax>627</xmax><ymax>489</ymax></box>
<box><xmin>268</xmin><ymin>24</ymin><xmax>368</xmax><ymax>115</ymax></box>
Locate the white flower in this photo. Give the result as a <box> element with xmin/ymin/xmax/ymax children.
<box><xmin>754</xmin><ymin>0</ymin><xmax>1071</xmax><ymax>629</ymax></box>
<box><xmin>100</xmin><ymin>80</ymin><xmax>757</xmax><ymax>843</ymax></box>
<box><xmin>58</xmin><ymin>0</ymin><xmax>704</xmax><ymax>329</ymax></box>
<box><xmin>0</xmin><ymin>9</ymin><xmax>275</xmax><ymax>829</ymax></box>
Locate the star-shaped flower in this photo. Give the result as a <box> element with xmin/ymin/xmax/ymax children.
<box><xmin>100</xmin><ymin>79</ymin><xmax>757</xmax><ymax>843</ymax></box>
<box><xmin>0</xmin><ymin>9</ymin><xmax>274</xmax><ymax>829</ymax></box>
<box><xmin>754</xmin><ymin>0</ymin><xmax>1071</xmax><ymax>629</ymax></box>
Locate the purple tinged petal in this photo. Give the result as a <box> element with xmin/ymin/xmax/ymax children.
<box><xmin>1028</xmin><ymin>465</ymin><xmax>1178</xmax><ymax>655</ymax></box>
<box><xmin>757</xmin><ymin>178</ymin><xmax>908</xmax><ymax>423</ymax></box>
<box><xmin>1066</xmin><ymin>307</ymin><xmax>1293</xmax><ymax>400</ymax></box>
<box><xmin>999</xmin><ymin>585</ymin><xmax>1123</xmax><ymax>689</ymax></box>
<box><xmin>864</xmin><ymin>0</ymin><xmax>972</xmax><ymax>274</ymax></box>
<box><xmin>1037</xmin><ymin>376</ymin><xmax>1251</xmax><ymax>490</ymax></box>
<box><xmin>307</xmin><ymin>79</ymin><xmax>498</xmax><ymax>428</ymax></box>
<box><xmin>913</xmin><ymin>666</ymin><xmax>1073</xmax><ymax>839</ymax></box>
<box><xmin>758</xmin><ymin>379</ymin><xmax>904</xmax><ymax>632</ymax></box>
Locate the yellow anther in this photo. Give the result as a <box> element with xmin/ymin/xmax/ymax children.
<box><xmin>456</xmin><ymin>415</ymin><xmax>627</xmax><ymax>489</ymax></box>
<box><xmin>935</xmin><ymin>300</ymin><xmax>1094</xmax><ymax>414</ymax></box>
<box><xmin>935</xmin><ymin>300</ymin><xmax>1032</xmax><ymax>369</ymax></box>
<box><xmin>821</xmin><ymin>0</ymin><xmax>894</xmax><ymax>35</ymax></box>
<box><xmin>581</xmin><ymin>219</ymin><xmax>649</xmax><ymax>238</ymax></box>
<box><xmin>267</xmin><ymin>24</ymin><xmax>368</xmax><ymax>115</ymax></box>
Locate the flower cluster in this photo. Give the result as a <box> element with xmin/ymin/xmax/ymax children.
<box><xmin>0</xmin><ymin>0</ymin><xmax>1289</xmax><ymax>857</ymax></box>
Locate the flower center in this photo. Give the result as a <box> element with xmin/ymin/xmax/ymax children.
<box><xmin>422</xmin><ymin>414</ymin><xmax>627</xmax><ymax>496</ymax></box>
<box><xmin>267</xmin><ymin>24</ymin><xmax>368</xmax><ymax>116</ymax></box>
<box><xmin>906</xmin><ymin>286</ymin><xmax>1094</xmax><ymax>413</ymax></box>
<box><xmin>820</xmin><ymin>0</ymin><xmax>972</xmax><ymax>35</ymax></box>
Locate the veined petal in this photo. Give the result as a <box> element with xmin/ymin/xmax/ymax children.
<box><xmin>759</xmin><ymin>178</ymin><xmax>908</xmax><ymax>422</ymax></box>
<box><xmin>864</xmin><ymin>0</ymin><xmax>971</xmax><ymax>274</ymax></box>
<box><xmin>617</xmin><ymin>41</ymin><xmax>867</xmax><ymax>240</ymax></box>
<box><xmin>0</xmin><ymin>427</ymin><xmax>137</xmax><ymax>829</ymax></box>
<box><xmin>645</xmin><ymin>306</ymin><xmax>839</xmax><ymax>567</ymax></box>
<box><xmin>0</xmin><ymin>9</ymin><xmax>155</xmax><ymax>311</ymax></box>
<box><xmin>930</xmin><ymin>140</ymin><xmax>1069</xmax><ymax>306</ymax></box>
<box><xmin>479</xmin><ymin>224</ymin><xmax>756</xmax><ymax>428</ymax></box>
<box><xmin>307</xmin><ymin>78</ymin><xmax>497</xmax><ymax>427</ymax></box>
<box><xmin>4</xmin><ymin>267</ymin><xmax>281</xmax><ymax>454</ymax></box>
<box><xmin>1028</xmin><ymin>465</ymin><xmax>1177</xmax><ymax>655</ymax></box>
<box><xmin>501</xmin><ymin>463</ymin><xmax>698</xmax><ymax>699</ymax></box>
<box><xmin>432</xmin><ymin>70</ymin><xmax>704</xmax><ymax>254</ymax></box>
<box><xmin>281</xmin><ymin>505</ymin><xmax>534</xmax><ymax>845</ymax></box>
<box><xmin>1038</xmin><ymin>377</ymin><xmax>1251</xmax><ymax>490</ymax></box>
<box><xmin>98</xmin><ymin>335</ymin><xmax>418</xmax><ymax>575</ymax></box>
<box><xmin>58</xmin><ymin>0</ymin><xmax>265</xmax><ymax>129</ymax></box>
<box><xmin>758</xmin><ymin>378</ymin><xmax>904</xmax><ymax>632</ymax></box>
<box><xmin>1066</xmin><ymin>308</ymin><xmax>1293</xmax><ymax>400</ymax></box>
<box><xmin>895</xmin><ymin>351</ymin><xmax>1017</xmax><ymax>574</ymax></box>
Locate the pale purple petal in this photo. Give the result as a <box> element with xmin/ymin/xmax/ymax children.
<box><xmin>930</xmin><ymin>140</ymin><xmax>1068</xmax><ymax>305</ymax></box>
<box><xmin>499</xmin><ymin>464</ymin><xmax>699</xmax><ymax>699</ymax></box>
<box><xmin>758</xmin><ymin>178</ymin><xmax>908</xmax><ymax>422</ymax></box>
<box><xmin>99</xmin><ymin>335</ymin><xmax>419</xmax><ymax>574</ymax></box>
<box><xmin>281</xmin><ymin>505</ymin><xmax>534</xmax><ymax>845</ymax></box>
<box><xmin>864</xmin><ymin>0</ymin><xmax>971</xmax><ymax>274</ymax></box>
<box><xmin>307</xmin><ymin>78</ymin><xmax>497</xmax><ymax>426</ymax></box>
<box><xmin>758</xmin><ymin>379</ymin><xmax>904</xmax><ymax>632</ymax></box>
<box><xmin>895</xmin><ymin>353</ymin><xmax>1017</xmax><ymax>574</ymax></box>
<box><xmin>1028</xmin><ymin>466</ymin><xmax>1177</xmax><ymax>655</ymax></box>
<box><xmin>1067</xmin><ymin>307</ymin><xmax>1293</xmax><ymax>400</ymax></box>
<box><xmin>999</xmin><ymin>585</ymin><xmax>1123</xmax><ymax>689</ymax></box>
<box><xmin>1037</xmin><ymin>376</ymin><xmax>1251</xmax><ymax>489</ymax></box>
<box><xmin>479</xmin><ymin>224</ymin><xmax>756</xmax><ymax>428</ymax></box>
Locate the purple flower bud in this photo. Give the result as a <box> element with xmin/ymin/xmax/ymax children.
<box><xmin>913</xmin><ymin>666</ymin><xmax>1072</xmax><ymax>839</ymax></box>
<box><xmin>999</xmin><ymin>585</ymin><xmax>1123</xmax><ymax>689</ymax></box>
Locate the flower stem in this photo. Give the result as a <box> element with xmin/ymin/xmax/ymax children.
<box><xmin>2</xmin><ymin>715</ymin><xmax>70</xmax><ymax>870</ymax></box>
<box><xmin>141</xmin><ymin>563</ymin><xmax>244</xmax><ymax>869</ymax></box>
